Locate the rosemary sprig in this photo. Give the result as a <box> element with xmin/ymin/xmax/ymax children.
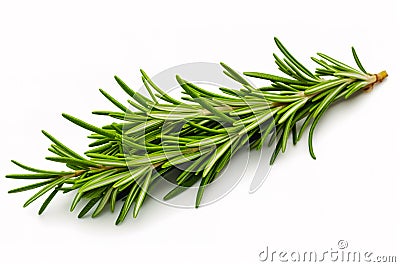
<box><xmin>5</xmin><ymin>38</ymin><xmax>387</xmax><ymax>224</ymax></box>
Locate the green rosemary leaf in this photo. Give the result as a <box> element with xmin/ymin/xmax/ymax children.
<box><xmin>273</xmin><ymin>53</ymin><xmax>297</xmax><ymax>78</ymax></box>
<box><xmin>292</xmin><ymin>122</ymin><xmax>297</xmax><ymax>145</ymax></box>
<box><xmin>239</xmin><ymin>108</ymin><xmax>281</xmax><ymax>135</ymax></box>
<box><xmin>272</xmin><ymin>81</ymin><xmax>300</xmax><ymax>92</ymax></box>
<box><xmin>112</xmin><ymin>167</ymin><xmax>148</xmax><ymax>188</ymax></box>
<box><xmin>270</xmin><ymin>133</ymin><xmax>284</xmax><ymax>165</ymax></box>
<box><xmin>110</xmin><ymin>188</ymin><xmax>118</xmax><ymax>212</ymax></box>
<box><xmin>305</xmin><ymin>78</ymin><xmax>349</xmax><ymax>95</ymax></box>
<box><xmin>125</xmin><ymin>119</ymin><xmax>163</xmax><ymax>135</ymax></box>
<box><xmin>351</xmin><ymin>47</ymin><xmax>368</xmax><ymax>74</ymax></box>
<box><xmin>127</xmin><ymin>99</ymin><xmax>149</xmax><ymax>113</ymax></box>
<box><xmin>10</xmin><ymin>160</ymin><xmax>66</xmax><ymax>175</ymax></box>
<box><xmin>140</xmin><ymin>69</ymin><xmax>182</xmax><ymax>105</ymax></box>
<box><xmin>277</xmin><ymin>98</ymin><xmax>308</xmax><ymax>124</ymax></box>
<box><xmin>6</xmin><ymin>173</ymin><xmax>60</xmax><ymax>179</ymax></box>
<box><xmin>92</xmin><ymin>111</ymin><xmax>112</xmax><ymax>115</ymax></box>
<box><xmin>45</xmin><ymin>157</ymin><xmax>100</xmax><ymax>169</ymax></box>
<box><xmin>147</xmin><ymin>110</ymin><xmax>200</xmax><ymax>120</ymax></box>
<box><xmin>85</xmin><ymin>143</ymin><xmax>113</xmax><ymax>154</ymax></box>
<box><xmin>220</xmin><ymin>62</ymin><xmax>252</xmax><ymax>86</ymax></box>
<box><xmin>163</xmin><ymin>174</ymin><xmax>201</xmax><ymax>200</ymax></box>
<box><xmin>311</xmin><ymin>89</ymin><xmax>331</xmax><ymax>102</ymax></box>
<box><xmin>75</xmin><ymin>169</ymin><xmax>119</xmax><ymax>186</ymax></box>
<box><xmin>281</xmin><ymin>113</ymin><xmax>295</xmax><ymax>153</ymax></box>
<box><xmin>186</xmin><ymin>135</ymin><xmax>229</xmax><ymax>148</ymax></box>
<box><xmin>218</xmin><ymin>87</ymin><xmax>247</xmax><ymax>98</ymax></box>
<box><xmin>23</xmin><ymin>176</ymin><xmax>69</xmax><ymax>208</ymax></box>
<box><xmin>313</xmin><ymin>82</ymin><xmax>348</xmax><ymax>118</ymax></box>
<box><xmin>92</xmin><ymin>187</ymin><xmax>113</xmax><ymax>218</ymax></box>
<box><xmin>203</xmin><ymin>137</ymin><xmax>237</xmax><ymax>177</ymax></box>
<box><xmin>311</xmin><ymin>57</ymin><xmax>336</xmax><ymax>71</ymax></box>
<box><xmin>152</xmin><ymin>103</ymin><xmax>200</xmax><ymax>113</ymax></box>
<box><xmin>62</xmin><ymin>113</ymin><xmax>116</xmax><ymax>139</ymax></box>
<box><xmin>184</xmin><ymin>78</ymin><xmax>232</xmax><ymax>99</ymax></box>
<box><xmin>308</xmin><ymin>97</ymin><xmax>337</xmax><ymax>159</ymax></box>
<box><xmin>261</xmin><ymin>92</ymin><xmax>303</xmax><ymax>103</ymax></box>
<box><xmin>274</xmin><ymin>37</ymin><xmax>316</xmax><ymax>79</ymax></box>
<box><xmin>177</xmin><ymin>76</ymin><xmax>235</xmax><ymax>123</ymax></box>
<box><xmin>244</xmin><ymin>72</ymin><xmax>308</xmax><ymax>85</ymax></box>
<box><xmin>229</xmin><ymin>104</ymin><xmax>271</xmax><ymax>116</ymax></box>
<box><xmin>82</xmin><ymin>186</ymin><xmax>108</xmax><ymax>200</ymax></box>
<box><xmin>79</xmin><ymin>171</ymin><xmax>131</xmax><ymax>193</ymax></box>
<box><xmin>42</xmin><ymin>130</ymin><xmax>84</xmax><ymax>160</ymax></box>
<box><xmin>345</xmin><ymin>81</ymin><xmax>370</xmax><ymax>99</ymax></box>
<box><xmin>176</xmin><ymin>154</ymin><xmax>209</xmax><ymax>184</ymax></box>
<box><xmin>195</xmin><ymin>171</ymin><xmax>214</xmax><ymax>208</ymax></box>
<box><xmin>70</xmin><ymin>192</ymin><xmax>84</xmax><ymax>212</ymax></box>
<box><xmin>50</xmin><ymin>144</ymin><xmax>73</xmax><ymax>157</ymax></box>
<box><xmin>283</xmin><ymin>57</ymin><xmax>317</xmax><ymax>82</ymax></box>
<box><xmin>141</xmin><ymin>76</ymin><xmax>158</xmax><ymax>103</ymax></box>
<box><xmin>334</xmin><ymin>72</ymin><xmax>369</xmax><ymax>80</ymax></box>
<box><xmin>296</xmin><ymin>112</ymin><xmax>313</xmax><ymax>142</ymax></box>
<box><xmin>8</xmin><ymin>179</ymin><xmax>56</xmax><ymax>193</ymax></box>
<box><xmin>317</xmin><ymin>52</ymin><xmax>360</xmax><ymax>73</ymax></box>
<box><xmin>99</xmin><ymin>89</ymin><xmax>129</xmax><ymax>112</ymax></box>
<box><xmin>162</xmin><ymin>150</ymin><xmax>210</xmax><ymax>168</ymax></box>
<box><xmin>115</xmin><ymin>183</ymin><xmax>139</xmax><ymax>225</ymax></box>
<box><xmin>38</xmin><ymin>188</ymin><xmax>59</xmax><ymax>215</ymax></box>
<box><xmin>114</xmin><ymin>75</ymin><xmax>152</xmax><ymax>107</ymax></box>
<box><xmin>133</xmin><ymin>170</ymin><xmax>152</xmax><ymax>218</ymax></box>
<box><xmin>78</xmin><ymin>197</ymin><xmax>101</xmax><ymax>218</ymax></box>
<box><xmin>185</xmin><ymin>121</ymin><xmax>227</xmax><ymax>134</ymax></box>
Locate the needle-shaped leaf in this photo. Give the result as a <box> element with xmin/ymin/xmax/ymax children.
<box><xmin>8</xmin><ymin>179</ymin><xmax>56</xmax><ymax>193</ymax></box>
<box><xmin>42</xmin><ymin>131</ymin><xmax>85</xmax><ymax>160</ymax></box>
<box><xmin>10</xmin><ymin>160</ymin><xmax>69</xmax><ymax>175</ymax></box>
<box><xmin>220</xmin><ymin>62</ymin><xmax>252</xmax><ymax>86</ymax></box>
<box><xmin>115</xmin><ymin>183</ymin><xmax>139</xmax><ymax>225</ymax></box>
<box><xmin>92</xmin><ymin>187</ymin><xmax>113</xmax><ymax>218</ymax></box>
<box><xmin>62</xmin><ymin>113</ymin><xmax>116</xmax><ymax>138</ymax></box>
<box><xmin>78</xmin><ymin>198</ymin><xmax>101</xmax><ymax>218</ymax></box>
<box><xmin>274</xmin><ymin>37</ymin><xmax>316</xmax><ymax>79</ymax></box>
<box><xmin>23</xmin><ymin>176</ymin><xmax>70</xmax><ymax>208</ymax></box>
<box><xmin>99</xmin><ymin>89</ymin><xmax>129</xmax><ymax>112</ymax></box>
<box><xmin>140</xmin><ymin>69</ymin><xmax>182</xmax><ymax>105</ymax></box>
<box><xmin>281</xmin><ymin>113</ymin><xmax>295</xmax><ymax>153</ymax></box>
<box><xmin>112</xmin><ymin>167</ymin><xmax>148</xmax><ymax>188</ymax></box>
<box><xmin>351</xmin><ymin>47</ymin><xmax>368</xmax><ymax>74</ymax></box>
<box><xmin>313</xmin><ymin>82</ymin><xmax>348</xmax><ymax>118</ymax></box>
<box><xmin>45</xmin><ymin>157</ymin><xmax>100</xmax><ymax>169</ymax></box>
<box><xmin>79</xmin><ymin>171</ymin><xmax>131</xmax><ymax>193</ymax></box>
<box><xmin>305</xmin><ymin>78</ymin><xmax>348</xmax><ymax>95</ymax></box>
<box><xmin>345</xmin><ymin>81</ymin><xmax>370</xmax><ymax>99</ymax></box>
<box><xmin>317</xmin><ymin>52</ymin><xmax>360</xmax><ymax>73</ymax></box>
<box><xmin>133</xmin><ymin>170</ymin><xmax>152</xmax><ymax>218</ymax></box>
<box><xmin>277</xmin><ymin>98</ymin><xmax>308</xmax><ymax>124</ymax></box>
<box><xmin>202</xmin><ymin>137</ymin><xmax>237</xmax><ymax>177</ymax></box>
<box><xmin>38</xmin><ymin>188</ymin><xmax>59</xmax><ymax>215</ymax></box>
<box><xmin>244</xmin><ymin>72</ymin><xmax>309</xmax><ymax>85</ymax></box>
<box><xmin>6</xmin><ymin>173</ymin><xmax>60</xmax><ymax>179</ymax></box>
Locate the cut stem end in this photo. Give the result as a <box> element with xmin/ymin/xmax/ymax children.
<box><xmin>364</xmin><ymin>70</ymin><xmax>388</xmax><ymax>92</ymax></box>
<box><xmin>376</xmin><ymin>70</ymin><xmax>388</xmax><ymax>83</ymax></box>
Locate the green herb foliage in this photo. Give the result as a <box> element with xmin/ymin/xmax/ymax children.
<box><xmin>6</xmin><ymin>38</ymin><xmax>387</xmax><ymax>224</ymax></box>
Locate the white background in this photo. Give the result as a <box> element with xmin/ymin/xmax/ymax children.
<box><xmin>0</xmin><ymin>0</ymin><xmax>399</xmax><ymax>266</ymax></box>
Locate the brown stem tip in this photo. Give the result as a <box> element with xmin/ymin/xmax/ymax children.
<box><xmin>364</xmin><ymin>70</ymin><xmax>388</xmax><ymax>92</ymax></box>
<box><xmin>375</xmin><ymin>70</ymin><xmax>388</xmax><ymax>83</ymax></box>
